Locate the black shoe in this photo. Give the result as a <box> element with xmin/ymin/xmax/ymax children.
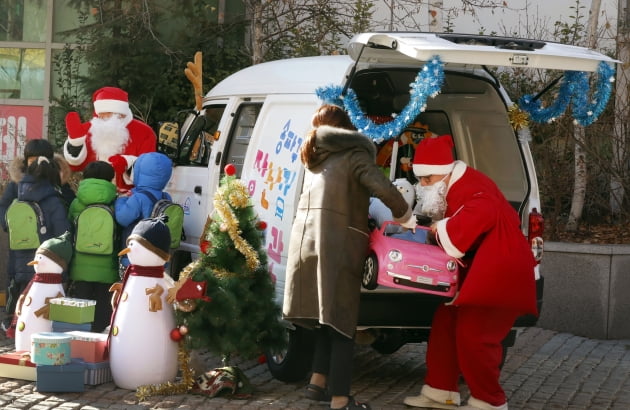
<box><xmin>330</xmin><ymin>396</ymin><xmax>371</xmax><ymax>410</ymax></box>
<box><xmin>304</xmin><ymin>383</ymin><xmax>331</xmax><ymax>401</ymax></box>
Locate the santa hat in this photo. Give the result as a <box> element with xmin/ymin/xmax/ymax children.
<box><xmin>92</xmin><ymin>86</ymin><xmax>132</xmax><ymax>117</ymax></box>
<box><xmin>413</xmin><ymin>134</ymin><xmax>455</xmax><ymax>177</ymax></box>
<box><xmin>35</xmin><ymin>231</ymin><xmax>74</xmax><ymax>271</ymax></box>
<box><xmin>127</xmin><ymin>215</ymin><xmax>171</xmax><ymax>261</ymax></box>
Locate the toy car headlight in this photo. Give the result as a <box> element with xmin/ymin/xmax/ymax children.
<box><xmin>446</xmin><ymin>260</ymin><xmax>457</xmax><ymax>272</ymax></box>
<box><xmin>388</xmin><ymin>250</ymin><xmax>403</xmax><ymax>262</ymax></box>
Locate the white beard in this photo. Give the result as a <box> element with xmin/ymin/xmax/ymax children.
<box><xmin>416</xmin><ymin>180</ymin><xmax>448</xmax><ymax>221</ymax></box>
<box><xmin>89</xmin><ymin>117</ymin><xmax>130</xmax><ymax>160</ymax></box>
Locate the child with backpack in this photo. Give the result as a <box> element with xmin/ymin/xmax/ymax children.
<box><xmin>67</xmin><ymin>161</ymin><xmax>119</xmax><ymax>332</ymax></box>
<box><xmin>0</xmin><ymin>139</ymin><xmax>72</xmax><ymax>336</ymax></box>
<box><xmin>115</xmin><ymin>152</ymin><xmax>181</xmax><ymax>269</ymax></box>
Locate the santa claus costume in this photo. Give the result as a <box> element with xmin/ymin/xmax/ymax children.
<box><xmin>404</xmin><ymin>135</ymin><xmax>537</xmax><ymax>410</ymax></box>
<box><xmin>63</xmin><ymin>86</ymin><xmax>156</xmax><ymax>192</ymax></box>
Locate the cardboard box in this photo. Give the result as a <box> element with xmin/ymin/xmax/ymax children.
<box><xmin>77</xmin><ymin>359</ymin><xmax>112</xmax><ymax>385</ymax></box>
<box><xmin>52</xmin><ymin>321</ymin><xmax>91</xmax><ymax>333</ymax></box>
<box><xmin>36</xmin><ymin>360</ymin><xmax>85</xmax><ymax>392</ymax></box>
<box><xmin>49</xmin><ymin>297</ymin><xmax>96</xmax><ymax>324</ymax></box>
<box><xmin>0</xmin><ymin>351</ymin><xmax>36</xmax><ymax>381</ymax></box>
<box><xmin>66</xmin><ymin>331</ymin><xmax>108</xmax><ymax>363</ymax></box>
<box><xmin>31</xmin><ymin>332</ymin><xmax>72</xmax><ymax>365</ymax></box>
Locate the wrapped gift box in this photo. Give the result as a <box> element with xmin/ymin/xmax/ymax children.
<box><xmin>49</xmin><ymin>297</ymin><xmax>96</xmax><ymax>324</ymax></box>
<box><xmin>31</xmin><ymin>332</ymin><xmax>72</xmax><ymax>365</ymax></box>
<box><xmin>36</xmin><ymin>360</ymin><xmax>85</xmax><ymax>392</ymax></box>
<box><xmin>66</xmin><ymin>331</ymin><xmax>108</xmax><ymax>363</ymax></box>
<box><xmin>76</xmin><ymin>359</ymin><xmax>112</xmax><ymax>385</ymax></box>
<box><xmin>52</xmin><ymin>320</ymin><xmax>91</xmax><ymax>333</ymax></box>
<box><xmin>0</xmin><ymin>351</ymin><xmax>36</xmax><ymax>381</ymax></box>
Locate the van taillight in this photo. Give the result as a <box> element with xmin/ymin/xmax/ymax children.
<box><xmin>528</xmin><ymin>207</ymin><xmax>544</xmax><ymax>263</ymax></box>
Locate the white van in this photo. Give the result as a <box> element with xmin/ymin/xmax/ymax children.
<box><xmin>161</xmin><ymin>32</ymin><xmax>617</xmax><ymax>382</ymax></box>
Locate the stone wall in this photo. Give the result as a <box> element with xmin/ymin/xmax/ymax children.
<box><xmin>538</xmin><ymin>242</ymin><xmax>630</xmax><ymax>340</ymax></box>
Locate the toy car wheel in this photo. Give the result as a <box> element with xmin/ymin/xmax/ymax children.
<box><xmin>362</xmin><ymin>253</ymin><xmax>379</xmax><ymax>290</ymax></box>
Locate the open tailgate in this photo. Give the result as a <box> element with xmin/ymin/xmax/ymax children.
<box><xmin>349</xmin><ymin>32</ymin><xmax>619</xmax><ymax>72</ymax></box>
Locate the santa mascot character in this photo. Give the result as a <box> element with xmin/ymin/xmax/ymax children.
<box><xmin>63</xmin><ymin>86</ymin><xmax>157</xmax><ymax>192</ymax></box>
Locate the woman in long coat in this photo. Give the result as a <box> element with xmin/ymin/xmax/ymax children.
<box><xmin>283</xmin><ymin>104</ymin><xmax>415</xmax><ymax>410</ymax></box>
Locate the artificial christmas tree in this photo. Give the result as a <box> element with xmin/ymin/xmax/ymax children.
<box><xmin>138</xmin><ymin>164</ymin><xmax>286</xmax><ymax>399</ymax></box>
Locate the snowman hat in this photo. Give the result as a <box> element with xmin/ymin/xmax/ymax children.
<box><xmin>413</xmin><ymin>134</ymin><xmax>456</xmax><ymax>177</ymax></box>
<box><xmin>35</xmin><ymin>231</ymin><xmax>74</xmax><ymax>271</ymax></box>
<box><xmin>127</xmin><ymin>215</ymin><xmax>171</xmax><ymax>261</ymax></box>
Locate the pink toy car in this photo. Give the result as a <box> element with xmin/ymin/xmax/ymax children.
<box><xmin>362</xmin><ymin>221</ymin><xmax>460</xmax><ymax>298</ymax></box>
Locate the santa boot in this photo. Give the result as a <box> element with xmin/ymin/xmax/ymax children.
<box><xmin>459</xmin><ymin>396</ymin><xmax>508</xmax><ymax>410</ymax></box>
<box><xmin>403</xmin><ymin>384</ymin><xmax>460</xmax><ymax>409</ymax></box>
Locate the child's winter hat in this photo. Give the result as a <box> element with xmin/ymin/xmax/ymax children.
<box><xmin>127</xmin><ymin>215</ymin><xmax>171</xmax><ymax>261</ymax></box>
<box><xmin>83</xmin><ymin>160</ymin><xmax>115</xmax><ymax>181</ymax></box>
<box><xmin>35</xmin><ymin>231</ymin><xmax>74</xmax><ymax>271</ymax></box>
<box><xmin>413</xmin><ymin>134</ymin><xmax>456</xmax><ymax>177</ymax></box>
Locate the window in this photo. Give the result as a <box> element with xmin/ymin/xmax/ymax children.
<box><xmin>224</xmin><ymin>103</ymin><xmax>262</xmax><ymax>178</ymax></box>
<box><xmin>0</xmin><ymin>48</ymin><xmax>45</xmax><ymax>99</ymax></box>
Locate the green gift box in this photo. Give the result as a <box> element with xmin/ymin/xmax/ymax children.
<box><xmin>49</xmin><ymin>297</ymin><xmax>96</xmax><ymax>324</ymax></box>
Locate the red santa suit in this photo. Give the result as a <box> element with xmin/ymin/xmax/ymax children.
<box><xmin>63</xmin><ymin>87</ymin><xmax>156</xmax><ymax>192</ymax></box>
<box><xmin>406</xmin><ymin>135</ymin><xmax>537</xmax><ymax>410</ymax></box>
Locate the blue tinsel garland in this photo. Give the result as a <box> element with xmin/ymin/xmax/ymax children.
<box><xmin>519</xmin><ymin>61</ymin><xmax>615</xmax><ymax>127</ymax></box>
<box><xmin>316</xmin><ymin>56</ymin><xmax>445</xmax><ymax>143</ymax></box>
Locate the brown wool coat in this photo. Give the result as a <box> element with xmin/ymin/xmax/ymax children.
<box><xmin>282</xmin><ymin>125</ymin><xmax>412</xmax><ymax>339</ymax></box>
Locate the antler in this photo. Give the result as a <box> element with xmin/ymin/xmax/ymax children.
<box><xmin>184</xmin><ymin>51</ymin><xmax>203</xmax><ymax>111</ymax></box>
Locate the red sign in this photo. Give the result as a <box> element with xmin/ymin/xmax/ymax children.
<box><xmin>0</xmin><ymin>105</ymin><xmax>43</xmax><ymax>181</ymax></box>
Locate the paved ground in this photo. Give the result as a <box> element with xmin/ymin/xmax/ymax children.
<box><xmin>0</xmin><ymin>325</ymin><xmax>629</xmax><ymax>409</ymax></box>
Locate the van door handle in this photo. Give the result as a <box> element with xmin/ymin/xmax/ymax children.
<box><xmin>215</xmin><ymin>151</ymin><xmax>222</xmax><ymax>165</ymax></box>
<box><xmin>194</xmin><ymin>186</ymin><xmax>202</xmax><ymax>194</ymax></box>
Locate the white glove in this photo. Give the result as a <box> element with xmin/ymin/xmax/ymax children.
<box><xmin>399</xmin><ymin>214</ymin><xmax>417</xmax><ymax>233</ymax></box>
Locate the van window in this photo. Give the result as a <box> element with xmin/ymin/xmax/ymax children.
<box><xmin>178</xmin><ymin>105</ymin><xmax>226</xmax><ymax>166</ymax></box>
<box><xmin>224</xmin><ymin>103</ymin><xmax>262</xmax><ymax>177</ymax></box>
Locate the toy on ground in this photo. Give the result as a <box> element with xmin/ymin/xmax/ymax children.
<box><xmin>108</xmin><ymin>216</ymin><xmax>178</xmax><ymax>390</ymax></box>
<box><xmin>14</xmin><ymin>232</ymin><xmax>72</xmax><ymax>352</ymax></box>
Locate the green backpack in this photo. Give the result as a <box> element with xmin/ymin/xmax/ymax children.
<box><xmin>74</xmin><ymin>204</ymin><xmax>118</xmax><ymax>256</ymax></box>
<box><xmin>137</xmin><ymin>190</ymin><xmax>185</xmax><ymax>249</ymax></box>
<box><xmin>5</xmin><ymin>199</ymin><xmax>46</xmax><ymax>250</ymax></box>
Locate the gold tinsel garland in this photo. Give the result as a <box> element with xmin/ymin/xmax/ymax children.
<box><xmin>135</xmin><ymin>341</ymin><xmax>196</xmax><ymax>401</ymax></box>
<box><xmin>213</xmin><ymin>179</ymin><xmax>260</xmax><ymax>272</ymax></box>
<box><xmin>508</xmin><ymin>104</ymin><xmax>530</xmax><ymax>131</ymax></box>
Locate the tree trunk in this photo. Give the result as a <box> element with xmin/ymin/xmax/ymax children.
<box><xmin>566</xmin><ymin>0</ymin><xmax>601</xmax><ymax>231</ymax></box>
<box><xmin>611</xmin><ymin>0</ymin><xmax>630</xmax><ymax>219</ymax></box>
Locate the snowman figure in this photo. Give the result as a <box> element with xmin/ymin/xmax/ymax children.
<box><xmin>109</xmin><ymin>216</ymin><xmax>178</xmax><ymax>390</ymax></box>
<box><xmin>14</xmin><ymin>232</ymin><xmax>72</xmax><ymax>352</ymax></box>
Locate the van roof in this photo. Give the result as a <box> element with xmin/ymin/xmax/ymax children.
<box><xmin>206</xmin><ymin>55</ymin><xmax>353</xmax><ymax>98</ymax></box>
<box><xmin>349</xmin><ymin>32</ymin><xmax>619</xmax><ymax>72</ymax></box>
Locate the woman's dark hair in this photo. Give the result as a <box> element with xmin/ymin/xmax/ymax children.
<box><xmin>26</xmin><ymin>156</ymin><xmax>61</xmax><ymax>186</ymax></box>
<box><xmin>22</xmin><ymin>139</ymin><xmax>54</xmax><ymax>171</ymax></box>
<box><xmin>300</xmin><ymin>105</ymin><xmax>356</xmax><ymax>166</ymax></box>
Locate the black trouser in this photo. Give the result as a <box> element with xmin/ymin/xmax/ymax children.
<box><xmin>311</xmin><ymin>325</ymin><xmax>355</xmax><ymax>397</ymax></box>
<box><xmin>68</xmin><ymin>281</ymin><xmax>113</xmax><ymax>333</ymax></box>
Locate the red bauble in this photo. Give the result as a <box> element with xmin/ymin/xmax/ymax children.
<box><xmin>224</xmin><ymin>163</ymin><xmax>236</xmax><ymax>176</ymax></box>
<box><xmin>256</xmin><ymin>220</ymin><xmax>267</xmax><ymax>230</ymax></box>
<box><xmin>170</xmin><ymin>328</ymin><xmax>183</xmax><ymax>342</ymax></box>
<box><xmin>257</xmin><ymin>354</ymin><xmax>267</xmax><ymax>364</ymax></box>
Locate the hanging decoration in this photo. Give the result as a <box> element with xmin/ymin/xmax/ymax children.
<box><xmin>519</xmin><ymin>61</ymin><xmax>615</xmax><ymax>127</ymax></box>
<box><xmin>316</xmin><ymin>55</ymin><xmax>445</xmax><ymax>143</ymax></box>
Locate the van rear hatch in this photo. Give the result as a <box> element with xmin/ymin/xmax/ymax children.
<box><xmin>348</xmin><ymin>32</ymin><xmax>618</xmax><ymax>71</ymax></box>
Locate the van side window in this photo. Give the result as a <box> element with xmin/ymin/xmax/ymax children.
<box><xmin>223</xmin><ymin>103</ymin><xmax>262</xmax><ymax>178</ymax></box>
<box><xmin>178</xmin><ymin>105</ymin><xmax>226</xmax><ymax>166</ymax></box>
